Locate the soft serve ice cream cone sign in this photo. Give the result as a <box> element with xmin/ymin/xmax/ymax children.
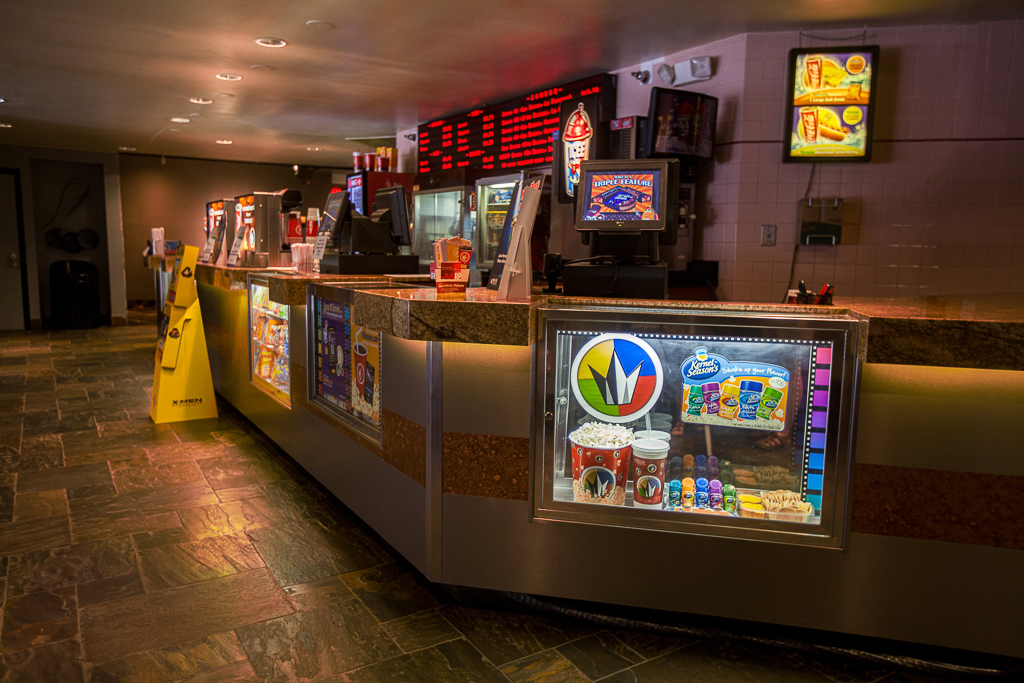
<box><xmin>562</xmin><ymin>103</ymin><xmax>593</xmax><ymax>198</ymax></box>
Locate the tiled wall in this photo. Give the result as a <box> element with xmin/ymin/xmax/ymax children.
<box><xmin>616</xmin><ymin>21</ymin><xmax>1024</xmax><ymax>302</ymax></box>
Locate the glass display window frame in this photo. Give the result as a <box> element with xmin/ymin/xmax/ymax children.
<box><xmin>532</xmin><ymin>305</ymin><xmax>862</xmax><ymax>549</ymax></box>
<box><xmin>247</xmin><ymin>275</ymin><xmax>292</xmax><ymax>409</ymax></box>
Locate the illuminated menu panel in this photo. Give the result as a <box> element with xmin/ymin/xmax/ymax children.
<box><xmin>418</xmin><ymin>75</ymin><xmax>612</xmax><ymax>174</ymax></box>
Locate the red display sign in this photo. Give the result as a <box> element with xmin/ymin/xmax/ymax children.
<box><xmin>418</xmin><ymin>74</ymin><xmax>613</xmax><ymax>174</ymax></box>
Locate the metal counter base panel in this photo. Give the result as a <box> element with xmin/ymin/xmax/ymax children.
<box><xmin>440</xmin><ymin>492</ymin><xmax>1024</xmax><ymax>659</ymax></box>
<box><xmin>198</xmin><ymin>281</ymin><xmax>428</xmax><ymax>574</ymax></box>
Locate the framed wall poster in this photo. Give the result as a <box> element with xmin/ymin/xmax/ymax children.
<box><xmin>782</xmin><ymin>46</ymin><xmax>880</xmax><ymax>163</ymax></box>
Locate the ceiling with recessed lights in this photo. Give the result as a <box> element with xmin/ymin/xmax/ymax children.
<box><xmin>0</xmin><ymin>0</ymin><xmax>1020</xmax><ymax>167</ymax></box>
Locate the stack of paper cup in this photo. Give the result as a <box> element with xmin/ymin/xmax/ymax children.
<box><xmin>291</xmin><ymin>243</ymin><xmax>314</xmax><ymax>273</ymax></box>
<box><xmin>151</xmin><ymin>227</ymin><xmax>165</xmax><ymax>258</ymax></box>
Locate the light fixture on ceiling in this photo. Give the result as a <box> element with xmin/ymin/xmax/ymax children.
<box><xmin>169</xmin><ymin>128</ymin><xmax>179</xmax><ymax>132</ymax></box>
<box><xmin>118</xmin><ymin>146</ymin><xmax>136</xmax><ymax>151</ymax></box>
<box><xmin>250</xmin><ymin>64</ymin><xmax>274</xmax><ymax>71</ymax></box>
<box><xmin>292</xmin><ymin>165</ymin><xmax>299</xmax><ymax>173</ymax></box>
<box><xmin>306</xmin><ymin>20</ymin><xmax>334</xmax><ymax>29</ymax></box>
<box><xmin>216</xmin><ymin>73</ymin><xmax>242</xmax><ymax>81</ymax></box>
<box><xmin>215</xmin><ymin>92</ymin><xmax>235</xmax><ymax>98</ymax></box>
<box><xmin>170</xmin><ymin>117</ymin><xmax>190</xmax><ymax>123</ymax></box>
<box><xmin>190</xmin><ymin>97</ymin><xmax>213</xmax><ymax>105</ymax></box>
<box><xmin>631</xmin><ymin>70</ymin><xmax>650</xmax><ymax>84</ymax></box>
<box><xmin>255</xmin><ymin>37</ymin><xmax>287</xmax><ymax>48</ymax></box>
<box><xmin>216</xmin><ymin>139</ymin><xmax>233</xmax><ymax>145</ymax></box>
<box><xmin>0</xmin><ymin>123</ymin><xmax>11</xmax><ymax>128</ymax></box>
<box><xmin>0</xmin><ymin>98</ymin><xmax>5</xmax><ymax>104</ymax></box>
<box><xmin>307</xmin><ymin>147</ymin><xmax>320</xmax><ymax>151</ymax></box>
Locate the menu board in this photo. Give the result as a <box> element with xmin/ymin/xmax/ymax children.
<box><xmin>418</xmin><ymin>74</ymin><xmax>614</xmax><ymax>174</ymax></box>
<box><xmin>783</xmin><ymin>46</ymin><xmax>879</xmax><ymax>162</ymax></box>
<box><xmin>312</xmin><ymin>297</ymin><xmax>381</xmax><ymax>431</ymax></box>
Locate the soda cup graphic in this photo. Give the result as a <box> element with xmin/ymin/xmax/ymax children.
<box><xmin>806</xmin><ymin>55</ymin><xmax>823</xmax><ymax>90</ymax></box>
<box><xmin>800</xmin><ymin>107</ymin><xmax>819</xmax><ymax>143</ymax></box>
<box><xmin>562</xmin><ymin>103</ymin><xmax>593</xmax><ymax>198</ymax></box>
<box><xmin>354</xmin><ymin>342</ymin><xmax>368</xmax><ymax>396</ymax></box>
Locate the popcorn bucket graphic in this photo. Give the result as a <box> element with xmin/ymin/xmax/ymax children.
<box><xmin>563</xmin><ymin>103</ymin><xmax>593</xmax><ymax>198</ymax></box>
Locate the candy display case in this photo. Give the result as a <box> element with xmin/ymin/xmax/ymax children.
<box><xmin>249</xmin><ymin>276</ymin><xmax>291</xmax><ymax>407</ymax></box>
<box><xmin>533</xmin><ymin>304</ymin><xmax>862</xmax><ymax>548</ymax></box>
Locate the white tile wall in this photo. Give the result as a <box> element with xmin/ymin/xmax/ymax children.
<box><xmin>617</xmin><ymin>20</ymin><xmax>1024</xmax><ymax>302</ymax></box>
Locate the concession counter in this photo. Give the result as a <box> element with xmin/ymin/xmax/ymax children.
<box><xmin>196</xmin><ymin>270</ymin><xmax>1024</xmax><ymax>660</ymax></box>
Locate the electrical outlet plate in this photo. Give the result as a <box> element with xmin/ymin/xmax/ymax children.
<box><xmin>761</xmin><ymin>224</ymin><xmax>777</xmax><ymax>247</ymax></box>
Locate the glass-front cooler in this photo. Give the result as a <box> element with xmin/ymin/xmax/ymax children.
<box><xmin>533</xmin><ymin>305</ymin><xmax>861</xmax><ymax>548</ymax></box>
<box><xmin>474</xmin><ymin>174</ymin><xmax>520</xmax><ymax>269</ymax></box>
<box><xmin>249</xmin><ymin>277</ymin><xmax>291</xmax><ymax>408</ymax></box>
<box><xmin>412</xmin><ymin>187</ymin><xmax>469</xmax><ymax>266</ymax></box>
<box><xmin>306</xmin><ymin>284</ymin><xmax>387</xmax><ymax>444</ymax></box>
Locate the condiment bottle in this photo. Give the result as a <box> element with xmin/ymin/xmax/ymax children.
<box><xmin>709</xmin><ymin>480</ymin><xmax>723</xmax><ymax>510</ymax></box>
<box><xmin>719</xmin><ymin>384</ymin><xmax>741</xmax><ymax>420</ymax></box>
<box><xmin>738</xmin><ymin>380</ymin><xmax>764</xmax><ymax>420</ymax></box>
<box><xmin>720</xmin><ymin>460</ymin><xmax>733</xmax><ymax>485</ymax></box>
<box><xmin>756</xmin><ymin>387</ymin><xmax>785</xmax><ymax>421</ymax></box>
<box><xmin>694</xmin><ymin>454</ymin><xmax>707</xmax><ymax>481</ymax></box>
<box><xmin>702</xmin><ymin>382</ymin><xmax>721</xmax><ymax>416</ymax></box>
<box><xmin>707</xmin><ymin>455</ymin><xmax>720</xmax><ymax>481</ymax></box>
<box><xmin>667</xmin><ymin>456</ymin><xmax>683</xmax><ymax>506</ymax></box>
<box><xmin>682</xmin><ymin>454</ymin><xmax>694</xmax><ymax>478</ymax></box>
<box><xmin>681</xmin><ymin>477</ymin><xmax>695</xmax><ymax>508</ymax></box>
<box><xmin>686</xmin><ymin>383</ymin><xmax>705</xmax><ymax>416</ymax></box>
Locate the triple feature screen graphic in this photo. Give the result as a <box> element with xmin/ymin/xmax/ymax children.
<box><xmin>784</xmin><ymin>46</ymin><xmax>879</xmax><ymax>162</ymax></box>
<box><xmin>581</xmin><ymin>170</ymin><xmax>661</xmax><ymax>221</ymax></box>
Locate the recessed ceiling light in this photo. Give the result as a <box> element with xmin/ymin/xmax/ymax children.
<box><xmin>216</xmin><ymin>139</ymin><xmax>233</xmax><ymax>145</ymax></box>
<box><xmin>255</xmin><ymin>37</ymin><xmax>287</xmax><ymax>48</ymax></box>
<box><xmin>169</xmin><ymin>128</ymin><xmax>179</xmax><ymax>132</ymax></box>
<box><xmin>307</xmin><ymin>147</ymin><xmax>320</xmax><ymax>151</ymax></box>
<box><xmin>306</xmin><ymin>20</ymin><xmax>334</xmax><ymax>29</ymax></box>
<box><xmin>189</xmin><ymin>112</ymin><xmax>199</xmax><ymax>117</ymax></box>
<box><xmin>0</xmin><ymin>123</ymin><xmax>12</xmax><ymax>128</ymax></box>
<box><xmin>118</xmin><ymin>146</ymin><xmax>136</xmax><ymax>151</ymax></box>
<box><xmin>170</xmin><ymin>117</ymin><xmax>190</xmax><ymax>123</ymax></box>
<box><xmin>216</xmin><ymin>73</ymin><xmax>242</xmax><ymax>81</ymax></box>
<box><xmin>0</xmin><ymin>98</ymin><xmax>5</xmax><ymax>104</ymax></box>
<box><xmin>250</xmin><ymin>64</ymin><xmax>274</xmax><ymax>71</ymax></box>
<box><xmin>215</xmin><ymin>92</ymin><xmax>235</xmax><ymax>98</ymax></box>
<box><xmin>190</xmin><ymin>97</ymin><xmax>213</xmax><ymax>105</ymax></box>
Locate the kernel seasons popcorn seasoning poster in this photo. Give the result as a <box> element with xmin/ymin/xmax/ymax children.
<box><xmin>679</xmin><ymin>346</ymin><xmax>790</xmax><ymax>432</ymax></box>
<box><xmin>784</xmin><ymin>47</ymin><xmax>879</xmax><ymax>161</ymax></box>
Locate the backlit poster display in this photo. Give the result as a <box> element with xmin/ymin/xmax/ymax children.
<box><xmin>783</xmin><ymin>46</ymin><xmax>879</xmax><ymax>162</ymax></box>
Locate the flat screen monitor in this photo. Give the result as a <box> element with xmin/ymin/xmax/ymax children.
<box><xmin>319</xmin><ymin>189</ymin><xmax>350</xmax><ymax>241</ymax></box>
<box><xmin>782</xmin><ymin>46</ymin><xmax>879</xmax><ymax>163</ymax></box>
<box><xmin>373</xmin><ymin>186</ymin><xmax>411</xmax><ymax>246</ymax></box>
<box><xmin>574</xmin><ymin>160</ymin><xmax>669</xmax><ymax>232</ymax></box>
<box><xmin>645</xmin><ymin>88</ymin><xmax>718</xmax><ymax>161</ymax></box>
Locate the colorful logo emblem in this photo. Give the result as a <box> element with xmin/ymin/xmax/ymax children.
<box><xmin>570</xmin><ymin>333</ymin><xmax>663</xmax><ymax>423</ymax></box>
<box><xmin>580</xmin><ymin>466</ymin><xmax>616</xmax><ymax>498</ymax></box>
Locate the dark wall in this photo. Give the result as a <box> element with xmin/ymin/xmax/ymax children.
<box><xmin>118</xmin><ymin>154</ymin><xmax>343</xmax><ymax>301</ymax></box>
<box><xmin>31</xmin><ymin>159</ymin><xmax>111</xmax><ymax>318</ymax></box>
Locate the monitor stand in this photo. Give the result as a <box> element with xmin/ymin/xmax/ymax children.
<box><xmin>561</xmin><ymin>262</ymin><xmax>668</xmax><ymax>299</ymax></box>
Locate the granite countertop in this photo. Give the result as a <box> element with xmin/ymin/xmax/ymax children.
<box><xmin>196</xmin><ymin>263</ymin><xmax>278</xmax><ymax>290</ymax></box>
<box><xmin>325</xmin><ymin>286</ymin><xmax>1024</xmax><ymax>371</ymax></box>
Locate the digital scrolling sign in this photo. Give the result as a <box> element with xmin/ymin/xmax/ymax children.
<box><xmin>417</xmin><ymin>74</ymin><xmax>613</xmax><ymax>174</ymax></box>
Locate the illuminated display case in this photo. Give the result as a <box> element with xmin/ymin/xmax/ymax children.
<box><xmin>413</xmin><ymin>187</ymin><xmax>468</xmax><ymax>266</ymax></box>
<box><xmin>533</xmin><ymin>305</ymin><xmax>861</xmax><ymax>548</ymax></box>
<box><xmin>248</xmin><ymin>277</ymin><xmax>290</xmax><ymax>408</ymax></box>
<box><xmin>306</xmin><ymin>284</ymin><xmax>385</xmax><ymax>444</ymax></box>
<box><xmin>474</xmin><ymin>174</ymin><xmax>520</xmax><ymax>268</ymax></box>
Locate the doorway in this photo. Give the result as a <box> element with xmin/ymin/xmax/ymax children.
<box><xmin>0</xmin><ymin>169</ymin><xmax>30</xmax><ymax>331</ymax></box>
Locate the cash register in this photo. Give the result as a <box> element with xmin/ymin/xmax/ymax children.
<box><xmin>551</xmin><ymin>158</ymin><xmax>680</xmax><ymax>299</ymax></box>
<box><xmin>319</xmin><ymin>186</ymin><xmax>419</xmax><ymax>274</ymax></box>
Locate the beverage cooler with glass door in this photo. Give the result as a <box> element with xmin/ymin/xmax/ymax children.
<box><xmin>412</xmin><ymin>186</ymin><xmax>471</xmax><ymax>267</ymax></box>
<box><xmin>474</xmin><ymin>174</ymin><xmax>521</xmax><ymax>270</ymax></box>
<box><xmin>248</xmin><ymin>275</ymin><xmax>291</xmax><ymax>408</ymax></box>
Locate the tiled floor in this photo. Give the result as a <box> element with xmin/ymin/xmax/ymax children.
<box><xmin>0</xmin><ymin>314</ymin><xmax>1006</xmax><ymax>682</ymax></box>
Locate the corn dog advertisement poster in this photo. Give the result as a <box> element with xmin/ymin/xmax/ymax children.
<box><xmin>784</xmin><ymin>46</ymin><xmax>879</xmax><ymax>162</ymax></box>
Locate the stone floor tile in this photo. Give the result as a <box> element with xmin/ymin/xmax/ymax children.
<box><xmin>382</xmin><ymin>610</ymin><xmax>462</xmax><ymax>654</ymax></box>
<box><xmin>77</xmin><ymin>569</ymin><xmax>146</xmax><ymax>608</ymax></box>
<box><xmin>441</xmin><ymin>605</ymin><xmax>596</xmax><ymax>667</ymax></box>
<box><xmin>16</xmin><ymin>462</ymin><xmax>112</xmax><ymax>494</ymax></box>
<box><xmin>500</xmin><ymin>649</ymin><xmax>590</xmax><ymax>683</ymax></box>
<box><xmin>0</xmin><ymin>480</ymin><xmax>12</xmax><ymax>524</ymax></box>
<box><xmin>195</xmin><ymin>455</ymin><xmax>286</xmax><ymax>491</ymax></box>
<box><xmin>555</xmin><ymin>632</ymin><xmax>643</xmax><ymax>680</ymax></box>
<box><xmin>80</xmin><ymin>568</ymin><xmax>293</xmax><ymax>664</ymax></box>
<box><xmin>138</xmin><ymin>532</ymin><xmax>265</xmax><ymax>591</ymax></box>
<box><xmin>236</xmin><ymin>597</ymin><xmax>401</xmax><ymax>682</ymax></box>
<box><xmin>609</xmin><ymin>630</ymin><xmax>697</xmax><ymax>661</ymax></box>
<box><xmin>283</xmin><ymin>573</ymin><xmax>356</xmax><ymax>612</ymax></box>
<box><xmin>86</xmin><ymin>630</ymin><xmax>248</xmax><ymax>683</ymax></box>
<box><xmin>145</xmin><ymin>442</ymin><xmax>228</xmax><ymax>466</ymax></box>
<box><xmin>177</xmin><ymin>496</ymin><xmax>297</xmax><ymax>541</ymax></box>
<box><xmin>6</xmin><ymin>535</ymin><xmax>137</xmax><ymax>597</ymax></box>
<box><xmin>0</xmin><ymin>637</ymin><xmax>84</xmax><ymax>682</ymax></box>
<box><xmin>0</xmin><ymin>514</ymin><xmax>72</xmax><ymax>556</ymax></box>
<box><xmin>111</xmin><ymin>459</ymin><xmax>205</xmax><ymax>493</ymax></box>
<box><xmin>336</xmin><ymin>638</ymin><xmax>508</xmax><ymax>683</ymax></box>
<box><xmin>247</xmin><ymin>519</ymin><xmax>384</xmax><ymax>587</ymax></box>
<box><xmin>341</xmin><ymin>563</ymin><xmax>442</xmax><ymax>623</ymax></box>
<box><xmin>0</xmin><ymin>436</ymin><xmax>63</xmax><ymax>475</ymax></box>
<box><xmin>132</xmin><ymin>526</ymin><xmax>191</xmax><ymax>551</ymax></box>
<box><xmin>12</xmin><ymin>489</ymin><xmax>67</xmax><ymax>522</ymax></box>
<box><xmin>0</xmin><ymin>584</ymin><xmax>77</xmax><ymax>654</ymax></box>
<box><xmin>72</xmin><ymin>510</ymin><xmax>184</xmax><ymax>544</ymax></box>
<box><xmin>70</xmin><ymin>481</ymin><xmax>219</xmax><ymax>527</ymax></box>
<box><xmin>172</xmin><ymin>658</ymin><xmax>259</xmax><ymax>683</ymax></box>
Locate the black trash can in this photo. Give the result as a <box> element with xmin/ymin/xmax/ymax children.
<box><xmin>50</xmin><ymin>260</ymin><xmax>101</xmax><ymax>330</ymax></box>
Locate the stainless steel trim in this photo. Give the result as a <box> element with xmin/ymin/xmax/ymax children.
<box><xmin>531</xmin><ymin>305</ymin><xmax>862</xmax><ymax>549</ymax></box>
<box><xmin>425</xmin><ymin>340</ymin><xmax>444</xmax><ymax>580</ymax></box>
